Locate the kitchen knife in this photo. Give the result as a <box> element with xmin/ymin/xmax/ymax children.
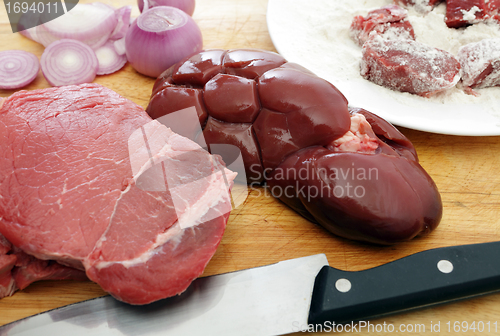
<box><xmin>2</xmin><ymin>241</ymin><xmax>500</xmax><ymax>336</ymax></box>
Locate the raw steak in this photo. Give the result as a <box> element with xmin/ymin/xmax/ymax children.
<box><xmin>458</xmin><ymin>38</ymin><xmax>500</xmax><ymax>92</ymax></box>
<box><xmin>0</xmin><ymin>83</ymin><xmax>235</xmax><ymax>304</ymax></box>
<box><xmin>0</xmin><ymin>235</ymin><xmax>17</xmax><ymax>298</ymax></box>
<box><xmin>350</xmin><ymin>5</ymin><xmax>415</xmax><ymax>47</ymax></box>
<box><xmin>360</xmin><ymin>36</ymin><xmax>461</xmax><ymax>97</ymax></box>
<box><xmin>11</xmin><ymin>246</ymin><xmax>89</xmax><ymax>291</ymax></box>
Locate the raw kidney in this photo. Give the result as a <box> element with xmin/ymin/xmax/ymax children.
<box><xmin>146</xmin><ymin>49</ymin><xmax>443</xmax><ymax>244</ymax></box>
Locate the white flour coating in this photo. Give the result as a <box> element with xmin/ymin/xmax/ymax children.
<box><xmin>461</xmin><ymin>6</ymin><xmax>481</xmax><ymax>22</ymax></box>
<box><xmin>458</xmin><ymin>38</ymin><xmax>500</xmax><ymax>88</ymax></box>
<box><xmin>399</xmin><ymin>0</ymin><xmax>434</xmax><ymax>13</ymax></box>
<box><xmin>280</xmin><ymin>0</ymin><xmax>500</xmax><ymax>112</ymax></box>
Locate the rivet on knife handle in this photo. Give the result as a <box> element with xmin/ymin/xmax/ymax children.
<box><xmin>308</xmin><ymin>241</ymin><xmax>500</xmax><ymax>325</ymax></box>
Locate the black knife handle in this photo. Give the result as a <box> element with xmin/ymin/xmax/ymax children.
<box><xmin>308</xmin><ymin>241</ymin><xmax>500</xmax><ymax>325</ymax></box>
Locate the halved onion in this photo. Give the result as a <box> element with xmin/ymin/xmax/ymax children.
<box><xmin>0</xmin><ymin>50</ymin><xmax>40</xmax><ymax>90</ymax></box>
<box><xmin>41</xmin><ymin>39</ymin><xmax>98</xmax><ymax>87</ymax></box>
<box><xmin>95</xmin><ymin>41</ymin><xmax>127</xmax><ymax>75</ymax></box>
<box><xmin>138</xmin><ymin>0</ymin><xmax>196</xmax><ymax>16</ymax></box>
<box><xmin>125</xmin><ymin>6</ymin><xmax>202</xmax><ymax>78</ymax></box>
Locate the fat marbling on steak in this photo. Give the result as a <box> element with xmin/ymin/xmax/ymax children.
<box><xmin>0</xmin><ymin>83</ymin><xmax>235</xmax><ymax>304</ymax></box>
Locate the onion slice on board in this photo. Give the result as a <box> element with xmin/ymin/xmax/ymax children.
<box><xmin>138</xmin><ymin>0</ymin><xmax>196</xmax><ymax>16</ymax></box>
<box><xmin>0</xmin><ymin>50</ymin><xmax>40</xmax><ymax>90</ymax></box>
<box><xmin>37</xmin><ymin>3</ymin><xmax>118</xmax><ymax>49</ymax></box>
<box><xmin>41</xmin><ymin>39</ymin><xmax>98</xmax><ymax>87</ymax></box>
<box><xmin>125</xmin><ymin>6</ymin><xmax>203</xmax><ymax>78</ymax></box>
<box><xmin>110</xmin><ymin>5</ymin><xmax>133</xmax><ymax>40</ymax></box>
<box><xmin>17</xmin><ymin>11</ymin><xmax>42</xmax><ymax>43</ymax></box>
<box><xmin>114</xmin><ymin>38</ymin><xmax>126</xmax><ymax>56</ymax></box>
<box><xmin>95</xmin><ymin>41</ymin><xmax>128</xmax><ymax>75</ymax></box>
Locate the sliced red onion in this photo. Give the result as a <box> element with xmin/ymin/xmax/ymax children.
<box><xmin>88</xmin><ymin>2</ymin><xmax>115</xmax><ymax>11</ymax></box>
<box><xmin>17</xmin><ymin>11</ymin><xmax>42</xmax><ymax>42</ymax></box>
<box><xmin>113</xmin><ymin>37</ymin><xmax>127</xmax><ymax>56</ymax></box>
<box><xmin>19</xmin><ymin>27</ymin><xmax>39</xmax><ymax>43</ymax></box>
<box><xmin>125</xmin><ymin>6</ymin><xmax>203</xmax><ymax>78</ymax></box>
<box><xmin>32</xmin><ymin>24</ymin><xmax>60</xmax><ymax>48</ymax></box>
<box><xmin>0</xmin><ymin>50</ymin><xmax>40</xmax><ymax>90</ymax></box>
<box><xmin>95</xmin><ymin>41</ymin><xmax>127</xmax><ymax>75</ymax></box>
<box><xmin>41</xmin><ymin>39</ymin><xmax>98</xmax><ymax>87</ymax></box>
<box><xmin>110</xmin><ymin>6</ymin><xmax>133</xmax><ymax>40</ymax></box>
<box><xmin>39</xmin><ymin>3</ymin><xmax>117</xmax><ymax>49</ymax></box>
<box><xmin>138</xmin><ymin>0</ymin><xmax>195</xmax><ymax>16</ymax></box>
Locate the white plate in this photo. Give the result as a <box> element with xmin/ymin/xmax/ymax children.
<box><xmin>266</xmin><ymin>0</ymin><xmax>500</xmax><ymax>136</ymax></box>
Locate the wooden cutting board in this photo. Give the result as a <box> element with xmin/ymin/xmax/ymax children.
<box><xmin>2</xmin><ymin>0</ymin><xmax>500</xmax><ymax>334</ymax></box>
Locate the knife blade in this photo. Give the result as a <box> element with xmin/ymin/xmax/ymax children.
<box><xmin>2</xmin><ymin>241</ymin><xmax>500</xmax><ymax>336</ymax></box>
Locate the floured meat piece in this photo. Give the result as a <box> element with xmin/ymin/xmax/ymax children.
<box><xmin>350</xmin><ymin>5</ymin><xmax>415</xmax><ymax>47</ymax></box>
<box><xmin>394</xmin><ymin>0</ymin><xmax>443</xmax><ymax>13</ymax></box>
<box><xmin>458</xmin><ymin>38</ymin><xmax>500</xmax><ymax>92</ymax></box>
<box><xmin>0</xmin><ymin>83</ymin><xmax>235</xmax><ymax>304</ymax></box>
<box><xmin>486</xmin><ymin>0</ymin><xmax>500</xmax><ymax>20</ymax></box>
<box><xmin>360</xmin><ymin>36</ymin><xmax>461</xmax><ymax>97</ymax></box>
<box><xmin>328</xmin><ymin>113</ymin><xmax>379</xmax><ymax>154</ymax></box>
<box><xmin>445</xmin><ymin>0</ymin><xmax>489</xmax><ymax>28</ymax></box>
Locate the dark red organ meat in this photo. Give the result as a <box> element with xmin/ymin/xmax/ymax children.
<box><xmin>0</xmin><ymin>83</ymin><xmax>234</xmax><ymax>303</ymax></box>
<box><xmin>458</xmin><ymin>38</ymin><xmax>500</xmax><ymax>91</ymax></box>
<box><xmin>267</xmin><ymin>109</ymin><xmax>441</xmax><ymax>245</ymax></box>
<box><xmin>146</xmin><ymin>49</ymin><xmax>443</xmax><ymax>245</ymax></box>
<box><xmin>147</xmin><ymin>49</ymin><xmax>351</xmax><ymax>175</ymax></box>
<box><xmin>361</xmin><ymin>37</ymin><xmax>461</xmax><ymax>97</ymax></box>
<box><xmin>350</xmin><ymin>5</ymin><xmax>415</xmax><ymax>47</ymax></box>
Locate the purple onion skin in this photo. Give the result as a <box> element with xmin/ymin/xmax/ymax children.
<box><xmin>125</xmin><ymin>7</ymin><xmax>203</xmax><ymax>78</ymax></box>
<box><xmin>138</xmin><ymin>0</ymin><xmax>196</xmax><ymax>16</ymax></box>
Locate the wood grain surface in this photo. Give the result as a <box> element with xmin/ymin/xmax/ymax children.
<box><xmin>1</xmin><ymin>0</ymin><xmax>500</xmax><ymax>335</ymax></box>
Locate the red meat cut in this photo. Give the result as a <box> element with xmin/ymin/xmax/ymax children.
<box><xmin>0</xmin><ymin>235</ymin><xmax>16</xmax><ymax>298</ymax></box>
<box><xmin>458</xmin><ymin>38</ymin><xmax>500</xmax><ymax>92</ymax></box>
<box><xmin>0</xmin><ymin>83</ymin><xmax>235</xmax><ymax>303</ymax></box>
<box><xmin>487</xmin><ymin>0</ymin><xmax>500</xmax><ymax>21</ymax></box>
<box><xmin>394</xmin><ymin>0</ymin><xmax>443</xmax><ymax>13</ymax></box>
<box><xmin>350</xmin><ymin>5</ymin><xmax>415</xmax><ymax>47</ymax></box>
<box><xmin>445</xmin><ymin>0</ymin><xmax>490</xmax><ymax>27</ymax></box>
<box><xmin>360</xmin><ymin>36</ymin><xmax>461</xmax><ymax>97</ymax></box>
